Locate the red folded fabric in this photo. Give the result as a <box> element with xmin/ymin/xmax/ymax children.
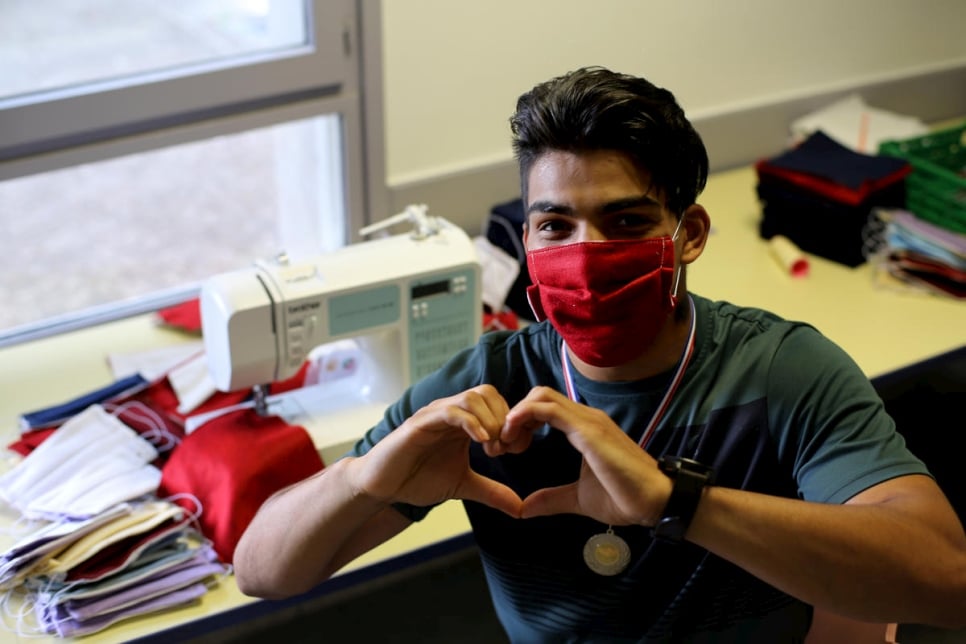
<box><xmin>6</xmin><ymin>428</ymin><xmax>57</xmax><ymax>457</ymax></box>
<box><xmin>154</xmin><ymin>299</ymin><xmax>202</xmax><ymax>333</ymax></box>
<box><xmin>158</xmin><ymin>409</ymin><xmax>324</xmax><ymax>563</ymax></box>
<box><xmin>756</xmin><ymin>159</ymin><xmax>911</xmax><ymax>207</ymax></box>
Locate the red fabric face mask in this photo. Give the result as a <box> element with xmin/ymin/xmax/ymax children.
<box><xmin>158</xmin><ymin>410</ymin><xmax>323</xmax><ymax>563</ymax></box>
<box><xmin>526</xmin><ymin>235</ymin><xmax>680</xmax><ymax>367</ymax></box>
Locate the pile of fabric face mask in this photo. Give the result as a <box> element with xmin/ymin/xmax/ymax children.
<box><xmin>871</xmin><ymin>208</ymin><xmax>966</xmax><ymax>299</ymax></box>
<box><xmin>0</xmin><ymin>404</ymin><xmax>229</xmax><ymax>638</ymax></box>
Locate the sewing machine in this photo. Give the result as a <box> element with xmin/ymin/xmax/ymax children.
<box><xmin>199</xmin><ymin>207</ymin><xmax>482</xmax><ymax>462</ymax></box>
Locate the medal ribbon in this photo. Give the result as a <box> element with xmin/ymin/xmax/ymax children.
<box><xmin>561</xmin><ymin>295</ymin><xmax>697</xmax><ymax>448</ymax></box>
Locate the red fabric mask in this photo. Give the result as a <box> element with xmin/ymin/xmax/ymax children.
<box><xmin>158</xmin><ymin>410</ymin><xmax>323</xmax><ymax>563</ymax></box>
<box><xmin>526</xmin><ymin>236</ymin><xmax>680</xmax><ymax>367</ymax></box>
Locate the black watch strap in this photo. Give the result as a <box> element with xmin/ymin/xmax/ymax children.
<box><xmin>651</xmin><ymin>456</ymin><xmax>714</xmax><ymax>543</ymax></box>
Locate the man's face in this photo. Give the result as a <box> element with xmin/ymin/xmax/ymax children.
<box><xmin>522</xmin><ymin>150</ymin><xmax>679</xmax><ymax>251</ymax></box>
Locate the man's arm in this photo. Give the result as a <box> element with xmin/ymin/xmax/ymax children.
<box><xmin>686</xmin><ymin>474</ymin><xmax>966</xmax><ymax>628</ymax></box>
<box><xmin>233</xmin><ymin>458</ymin><xmax>412</xmax><ymax>599</ymax></box>
<box><xmin>507</xmin><ymin>387</ymin><xmax>966</xmax><ymax>629</ymax></box>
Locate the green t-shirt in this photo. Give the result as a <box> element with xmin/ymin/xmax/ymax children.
<box><xmin>349</xmin><ymin>295</ymin><xmax>928</xmax><ymax>642</ymax></box>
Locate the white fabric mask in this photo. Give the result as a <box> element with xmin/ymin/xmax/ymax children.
<box><xmin>0</xmin><ymin>405</ymin><xmax>160</xmax><ymax>521</ymax></box>
<box><xmin>0</xmin><ymin>406</ymin><xmax>122</xmax><ymax>506</ymax></box>
<box><xmin>25</xmin><ymin>466</ymin><xmax>161</xmax><ymax>523</ymax></box>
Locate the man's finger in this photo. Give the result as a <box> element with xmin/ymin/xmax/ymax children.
<box><xmin>459</xmin><ymin>471</ymin><xmax>524</xmax><ymax>518</ymax></box>
<box><xmin>457</xmin><ymin>385</ymin><xmax>510</xmax><ymax>441</ymax></box>
<box><xmin>519</xmin><ymin>483</ymin><xmax>579</xmax><ymax>519</ymax></box>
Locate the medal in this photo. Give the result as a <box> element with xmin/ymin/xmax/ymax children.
<box><xmin>562</xmin><ymin>297</ymin><xmax>698</xmax><ymax>576</ymax></box>
<box><xmin>583</xmin><ymin>528</ymin><xmax>631</xmax><ymax>576</ymax></box>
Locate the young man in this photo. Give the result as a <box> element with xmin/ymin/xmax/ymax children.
<box><xmin>234</xmin><ymin>67</ymin><xmax>966</xmax><ymax>642</ymax></box>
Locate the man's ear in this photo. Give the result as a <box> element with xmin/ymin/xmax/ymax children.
<box><xmin>679</xmin><ymin>204</ymin><xmax>711</xmax><ymax>265</ymax></box>
<box><xmin>522</xmin><ymin>221</ymin><xmax>529</xmax><ymax>248</ymax></box>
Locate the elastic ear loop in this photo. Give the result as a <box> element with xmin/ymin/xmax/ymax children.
<box><xmin>29</xmin><ymin>575</ymin><xmax>79</xmax><ymax>612</ymax></box>
<box><xmin>159</xmin><ymin>492</ymin><xmax>205</xmax><ymax>531</ymax></box>
<box><xmin>162</xmin><ymin>492</ymin><xmax>235</xmax><ymax>572</ymax></box>
<box><xmin>0</xmin><ymin>585</ymin><xmax>47</xmax><ymax>638</ymax></box>
<box><xmin>18</xmin><ymin>576</ymin><xmax>81</xmax><ymax>637</ymax></box>
<box><xmin>106</xmin><ymin>401</ymin><xmax>181</xmax><ymax>452</ymax></box>
<box><xmin>0</xmin><ymin>513</ymin><xmax>51</xmax><ymax>539</ymax></box>
<box><xmin>669</xmin><ymin>214</ymin><xmax>686</xmax><ymax>303</ymax></box>
<box><xmin>207</xmin><ymin>560</ymin><xmax>235</xmax><ymax>586</ymax></box>
<box><xmin>112</xmin><ymin>400</ymin><xmax>181</xmax><ymax>451</ymax></box>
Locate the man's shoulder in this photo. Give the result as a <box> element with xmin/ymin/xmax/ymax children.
<box><xmin>692</xmin><ymin>294</ymin><xmax>836</xmax><ymax>369</ymax></box>
<box><xmin>697</xmin><ymin>294</ymin><xmax>800</xmax><ymax>330</ymax></box>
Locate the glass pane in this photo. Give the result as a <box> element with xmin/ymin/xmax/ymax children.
<box><xmin>0</xmin><ymin>0</ymin><xmax>308</xmax><ymax>100</ymax></box>
<box><xmin>0</xmin><ymin>113</ymin><xmax>345</xmax><ymax>333</ymax></box>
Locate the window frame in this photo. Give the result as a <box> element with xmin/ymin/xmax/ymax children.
<box><xmin>0</xmin><ymin>0</ymin><xmax>387</xmax><ymax>347</ymax></box>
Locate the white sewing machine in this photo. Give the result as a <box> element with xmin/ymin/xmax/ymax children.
<box><xmin>199</xmin><ymin>207</ymin><xmax>482</xmax><ymax>463</ymax></box>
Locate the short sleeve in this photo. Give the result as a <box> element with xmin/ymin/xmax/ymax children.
<box><xmin>766</xmin><ymin>326</ymin><xmax>930</xmax><ymax>504</ymax></box>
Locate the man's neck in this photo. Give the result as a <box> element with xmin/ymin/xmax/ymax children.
<box><xmin>567</xmin><ymin>299</ymin><xmax>693</xmax><ymax>383</ymax></box>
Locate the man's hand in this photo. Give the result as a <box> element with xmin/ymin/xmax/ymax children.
<box><xmin>495</xmin><ymin>386</ymin><xmax>672</xmax><ymax>527</ymax></box>
<box><xmin>346</xmin><ymin>384</ymin><xmax>523</xmax><ymax>517</ymax></box>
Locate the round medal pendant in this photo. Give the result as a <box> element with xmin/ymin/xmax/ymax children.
<box><xmin>583</xmin><ymin>528</ymin><xmax>631</xmax><ymax>576</ymax></box>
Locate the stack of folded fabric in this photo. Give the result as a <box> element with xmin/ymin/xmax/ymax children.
<box><xmin>756</xmin><ymin>131</ymin><xmax>912</xmax><ymax>267</ymax></box>
<box><xmin>871</xmin><ymin>209</ymin><xmax>966</xmax><ymax>298</ymax></box>
<box><xmin>0</xmin><ymin>499</ymin><xmax>228</xmax><ymax>638</ymax></box>
<box><xmin>0</xmin><ymin>406</ymin><xmax>229</xmax><ymax>637</ymax></box>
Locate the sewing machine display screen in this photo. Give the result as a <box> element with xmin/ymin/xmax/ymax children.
<box><xmin>409</xmin><ymin>268</ymin><xmax>477</xmax><ymax>381</ymax></box>
<box><xmin>411</xmin><ymin>280</ymin><xmax>451</xmax><ymax>300</ymax></box>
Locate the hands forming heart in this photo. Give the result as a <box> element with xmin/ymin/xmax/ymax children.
<box><xmin>352</xmin><ymin>384</ymin><xmax>672</xmax><ymax>529</ymax></box>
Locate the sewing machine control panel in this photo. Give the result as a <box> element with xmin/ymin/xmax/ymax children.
<box><xmin>280</xmin><ymin>266</ymin><xmax>479</xmax><ymax>382</ymax></box>
<box><xmin>408</xmin><ymin>269</ymin><xmax>477</xmax><ymax>380</ymax></box>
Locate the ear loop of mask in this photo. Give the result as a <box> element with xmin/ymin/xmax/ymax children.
<box><xmin>159</xmin><ymin>493</ymin><xmax>204</xmax><ymax>530</ymax></box>
<box><xmin>0</xmin><ymin>514</ymin><xmax>51</xmax><ymax>540</ymax></box>
<box><xmin>29</xmin><ymin>575</ymin><xmax>75</xmax><ymax>612</ymax></box>
<box><xmin>206</xmin><ymin>561</ymin><xmax>234</xmax><ymax>588</ymax></box>
<box><xmin>154</xmin><ymin>493</ymin><xmax>223</xmax><ymax>571</ymax></box>
<box><xmin>670</xmin><ymin>213</ymin><xmax>686</xmax><ymax>302</ymax></box>
<box><xmin>24</xmin><ymin>576</ymin><xmax>80</xmax><ymax>630</ymax></box>
<box><xmin>105</xmin><ymin>402</ymin><xmax>181</xmax><ymax>453</ymax></box>
<box><xmin>0</xmin><ymin>585</ymin><xmax>46</xmax><ymax>638</ymax></box>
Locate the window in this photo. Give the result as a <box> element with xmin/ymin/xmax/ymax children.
<box><xmin>0</xmin><ymin>0</ymin><xmax>381</xmax><ymax>346</ymax></box>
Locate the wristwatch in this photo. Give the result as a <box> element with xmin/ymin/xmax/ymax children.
<box><xmin>651</xmin><ymin>455</ymin><xmax>714</xmax><ymax>542</ymax></box>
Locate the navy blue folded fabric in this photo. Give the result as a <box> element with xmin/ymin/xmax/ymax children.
<box><xmin>20</xmin><ymin>373</ymin><xmax>150</xmax><ymax>430</ymax></box>
<box><xmin>767</xmin><ymin>131</ymin><xmax>908</xmax><ymax>190</ymax></box>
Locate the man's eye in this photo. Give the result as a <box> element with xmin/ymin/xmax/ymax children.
<box><xmin>614</xmin><ymin>214</ymin><xmax>650</xmax><ymax>229</ymax></box>
<box><xmin>537</xmin><ymin>219</ymin><xmax>569</xmax><ymax>233</ymax></box>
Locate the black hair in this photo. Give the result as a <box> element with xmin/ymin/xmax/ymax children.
<box><xmin>510</xmin><ymin>66</ymin><xmax>708</xmax><ymax>214</ymax></box>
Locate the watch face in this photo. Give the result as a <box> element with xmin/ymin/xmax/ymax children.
<box><xmin>652</xmin><ymin>457</ymin><xmax>713</xmax><ymax>543</ymax></box>
<box><xmin>661</xmin><ymin>456</ymin><xmax>714</xmax><ymax>482</ymax></box>
<box><xmin>653</xmin><ymin>516</ymin><xmax>685</xmax><ymax>542</ymax></box>
<box><xmin>659</xmin><ymin>455</ymin><xmax>679</xmax><ymax>475</ymax></box>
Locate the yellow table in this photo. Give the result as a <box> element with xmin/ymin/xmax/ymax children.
<box><xmin>0</xmin><ymin>165</ymin><xmax>963</xmax><ymax>643</ymax></box>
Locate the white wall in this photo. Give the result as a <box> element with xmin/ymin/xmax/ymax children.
<box><xmin>380</xmin><ymin>0</ymin><xmax>966</xmax><ymax>187</ymax></box>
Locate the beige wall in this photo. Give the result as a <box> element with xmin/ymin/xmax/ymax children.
<box><xmin>380</xmin><ymin>0</ymin><xmax>966</xmax><ymax>187</ymax></box>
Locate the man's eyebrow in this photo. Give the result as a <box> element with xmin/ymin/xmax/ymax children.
<box><xmin>599</xmin><ymin>195</ymin><xmax>662</xmax><ymax>214</ymax></box>
<box><xmin>526</xmin><ymin>200</ymin><xmax>572</xmax><ymax>216</ymax></box>
<box><xmin>526</xmin><ymin>195</ymin><xmax>661</xmax><ymax>217</ymax></box>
